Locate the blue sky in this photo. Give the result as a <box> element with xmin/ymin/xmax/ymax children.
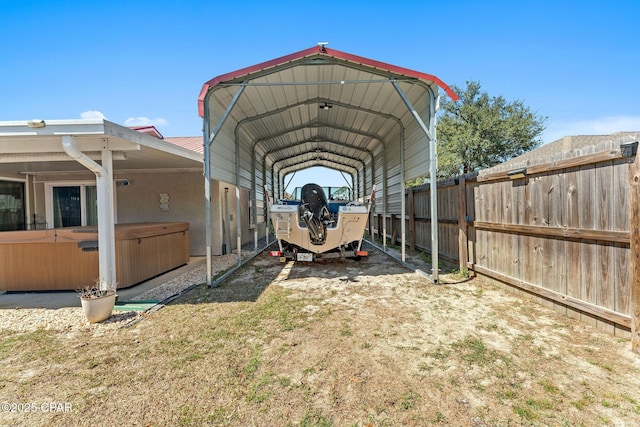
<box><xmin>1</xmin><ymin>0</ymin><xmax>638</xmax><ymax>189</ymax></box>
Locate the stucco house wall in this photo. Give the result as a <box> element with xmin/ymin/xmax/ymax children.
<box><xmin>115</xmin><ymin>171</ymin><xmax>206</xmax><ymax>255</ymax></box>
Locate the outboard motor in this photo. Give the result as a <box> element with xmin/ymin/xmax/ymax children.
<box><xmin>299</xmin><ymin>183</ymin><xmax>330</xmax><ymax>245</ymax></box>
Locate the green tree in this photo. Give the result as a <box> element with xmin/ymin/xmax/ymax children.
<box><xmin>330</xmin><ymin>186</ymin><xmax>350</xmax><ymax>200</ymax></box>
<box><xmin>436</xmin><ymin>81</ymin><xmax>546</xmax><ymax>178</ymax></box>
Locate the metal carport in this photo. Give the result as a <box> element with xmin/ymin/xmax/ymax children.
<box><xmin>198</xmin><ymin>45</ymin><xmax>458</xmax><ymax>285</ymax></box>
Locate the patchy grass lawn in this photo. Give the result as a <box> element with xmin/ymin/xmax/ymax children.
<box><xmin>1</xmin><ymin>249</ymin><xmax>639</xmax><ymax>426</ymax></box>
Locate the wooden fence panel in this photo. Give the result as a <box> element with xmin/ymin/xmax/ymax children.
<box><xmin>439</xmin><ymin>184</ymin><xmax>459</xmax><ymax>261</ymax></box>
<box><xmin>377</xmin><ymin>140</ymin><xmax>636</xmax><ymax>340</ymax></box>
<box><xmin>549</xmin><ymin>167</ymin><xmax>567</xmax><ymax>314</ymax></box>
<box><xmin>597</xmin><ymin>160</ymin><xmax>615</xmax><ymax>333</ymax></box>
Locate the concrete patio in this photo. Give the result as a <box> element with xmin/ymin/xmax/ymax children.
<box><xmin>0</xmin><ymin>256</ymin><xmax>205</xmax><ymax>310</ymax></box>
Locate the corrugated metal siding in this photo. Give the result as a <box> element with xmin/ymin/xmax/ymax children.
<box><xmin>390</xmin><ymin>82</ymin><xmax>430</xmax><ymax>182</ymax></box>
<box><xmin>237</xmin><ymin>137</ymin><xmax>253</xmax><ymax>190</ymax></box>
<box><xmin>386</xmin><ymin>164</ymin><xmax>403</xmax><ymax>213</ymax></box>
<box><xmin>372</xmin><ymin>146</ymin><xmax>386</xmax><ymax>212</ymax></box>
<box><xmin>404</xmin><ymin>122</ymin><xmax>430</xmax><ymax>181</ymax></box>
<box><xmin>385</xmin><ymin>132</ymin><xmax>402</xmax><ymax>214</ymax></box>
<box><xmin>210</xmin><ymin>124</ymin><xmax>237</xmax><ymax>185</ymax></box>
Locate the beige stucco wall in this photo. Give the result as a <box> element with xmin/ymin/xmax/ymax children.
<box><xmin>115</xmin><ymin>171</ymin><xmax>206</xmax><ymax>255</ymax></box>
<box><xmin>117</xmin><ymin>173</ymin><xmax>262</xmax><ymax>256</ymax></box>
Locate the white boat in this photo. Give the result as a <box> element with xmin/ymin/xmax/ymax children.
<box><xmin>268</xmin><ymin>183</ymin><xmax>374</xmax><ymax>261</ymax></box>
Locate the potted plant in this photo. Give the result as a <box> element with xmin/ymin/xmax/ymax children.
<box><xmin>78</xmin><ymin>281</ymin><xmax>116</xmax><ymax>323</ymax></box>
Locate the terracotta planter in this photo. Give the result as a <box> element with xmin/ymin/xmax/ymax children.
<box><xmin>80</xmin><ymin>291</ymin><xmax>116</xmax><ymax>323</ymax></box>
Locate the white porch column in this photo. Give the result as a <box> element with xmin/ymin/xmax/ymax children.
<box><xmin>62</xmin><ymin>135</ymin><xmax>117</xmax><ymax>291</ymax></box>
<box><xmin>98</xmin><ymin>146</ymin><xmax>117</xmax><ymax>291</ymax></box>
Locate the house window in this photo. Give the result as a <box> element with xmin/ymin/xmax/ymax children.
<box><xmin>0</xmin><ymin>180</ymin><xmax>26</xmax><ymax>231</ymax></box>
<box><xmin>47</xmin><ymin>183</ymin><xmax>98</xmax><ymax>228</ymax></box>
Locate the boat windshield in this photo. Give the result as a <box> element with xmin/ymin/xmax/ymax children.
<box><xmin>288</xmin><ymin>186</ymin><xmax>352</xmax><ymax>201</ymax></box>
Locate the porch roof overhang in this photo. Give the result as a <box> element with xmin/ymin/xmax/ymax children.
<box><xmin>0</xmin><ymin>119</ymin><xmax>202</xmax><ymax>177</ymax></box>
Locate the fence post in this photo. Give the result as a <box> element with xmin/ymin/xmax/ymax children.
<box><xmin>408</xmin><ymin>187</ymin><xmax>415</xmax><ymax>250</ymax></box>
<box><xmin>630</xmin><ymin>156</ymin><xmax>640</xmax><ymax>354</ymax></box>
<box><xmin>458</xmin><ymin>177</ymin><xmax>468</xmax><ymax>272</ymax></box>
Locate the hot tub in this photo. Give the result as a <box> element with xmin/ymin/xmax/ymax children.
<box><xmin>0</xmin><ymin>222</ymin><xmax>189</xmax><ymax>292</ymax></box>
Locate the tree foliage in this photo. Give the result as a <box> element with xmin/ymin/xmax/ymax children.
<box><xmin>435</xmin><ymin>81</ymin><xmax>546</xmax><ymax>178</ymax></box>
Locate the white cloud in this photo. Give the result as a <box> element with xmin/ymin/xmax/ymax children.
<box><xmin>124</xmin><ymin>117</ymin><xmax>168</xmax><ymax>127</ymax></box>
<box><xmin>80</xmin><ymin>110</ymin><xmax>106</xmax><ymax>120</ymax></box>
<box><xmin>543</xmin><ymin>115</ymin><xmax>640</xmax><ymax>144</ymax></box>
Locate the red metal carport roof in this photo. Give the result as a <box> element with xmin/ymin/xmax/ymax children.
<box><xmin>198</xmin><ymin>45</ymin><xmax>458</xmax><ymax>117</ymax></box>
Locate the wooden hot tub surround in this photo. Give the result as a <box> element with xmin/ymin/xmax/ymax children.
<box><xmin>0</xmin><ymin>222</ymin><xmax>190</xmax><ymax>292</ymax></box>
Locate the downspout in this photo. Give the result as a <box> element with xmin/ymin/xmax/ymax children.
<box><xmin>62</xmin><ymin>135</ymin><xmax>117</xmax><ymax>291</ymax></box>
<box><xmin>62</xmin><ymin>136</ymin><xmax>106</xmax><ymax>177</ymax></box>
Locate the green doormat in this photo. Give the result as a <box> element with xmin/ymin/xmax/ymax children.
<box><xmin>114</xmin><ymin>300</ymin><xmax>159</xmax><ymax>312</ymax></box>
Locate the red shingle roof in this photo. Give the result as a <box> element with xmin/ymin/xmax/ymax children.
<box><xmin>164</xmin><ymin>136</ymin><xmax>203</xmax><ymax>154</ymax></box>
<box><xmin>129</xmin><ymin>125</ymin><xmax>164</xmax><ymax>139</ymax></box>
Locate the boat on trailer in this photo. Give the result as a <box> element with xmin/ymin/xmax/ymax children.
<box><xmin>268</xmin><ymin>183</ymin><xmax>374</xmax><ymax>262</ymax></box>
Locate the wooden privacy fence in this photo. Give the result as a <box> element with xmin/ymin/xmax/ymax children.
<box><xmin>371</xmin><ymin>138</ymin><xmax>640</xmax><ymax>352</ymax></box>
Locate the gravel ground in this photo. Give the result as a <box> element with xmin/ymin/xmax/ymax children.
<box><xmin>134</xmin><ymin>250</ymin><xmax>252</xmax><ymax>301</ymax></box>
<box><xmin>0</xmin><ymin>251</ymin><xmax>252</xmax><ymax>334</ymax></box>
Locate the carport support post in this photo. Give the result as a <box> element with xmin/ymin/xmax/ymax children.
<box><xmin>235</xmin><ymin>186</ymin><xmax>241</xmax><ymax>266</ymax></box>
<box><xmin>428</xmin><ymin>91</ymin><xmax>440</xmax><ymax>283</ymax></box>
<box><xmin>400</xmin><ymin>124</ymin><xmax>406</xmax><ymax>262</ymax></box>
<box><xmin>203</xmin><ymin>84</ymin><xmax>245</xmax><ymax>287</ymax></box>
<box><xmin>392</xmin><ymin>81</ymin><xmax>439</xmax><ymax>283</ymax></box>
<box><xmin>383</xmin><ymin>149</ymin><xmax>387</xmax><ymax>252</ymax></box>
<box><xmin>235</xmin><ymin>119</ymin><xmax>242</xmax><ymax>266</ymax></box>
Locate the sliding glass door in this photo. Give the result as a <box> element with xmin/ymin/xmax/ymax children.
<box><xmin>49</xmin><ymin>184</ymin><xmax>98</xmax><ymax>228</ymax></box>
<box><xmin>0</xmin><ymin>180</ymin><xmax>25</xmax><ymax>231</ymax></box>
<box><xmin>84</xmin><ymin>185</ymin><xmax>98</xmax><ymax>226</ymax></box>
<box><xmin>53</xmin><ymin>186</ymin><xmax>81</xmax><ymax>227</ymax></box>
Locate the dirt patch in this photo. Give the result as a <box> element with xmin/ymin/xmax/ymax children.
<box><xmin>1</xmin><ymin>245</ymin><xmax>639</xmax><ymax>426</ymax></box>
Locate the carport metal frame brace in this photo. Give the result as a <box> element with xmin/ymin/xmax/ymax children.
<box><xmin>199</xmin><ymin>45</ymin><xmax>459</xmax><ymax>287</ymax></box>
